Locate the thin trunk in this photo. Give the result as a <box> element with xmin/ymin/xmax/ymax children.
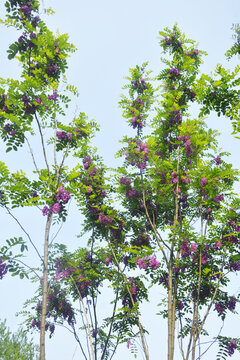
<box><xmin>168</xmin><ymin>263</ymin><xmax>174</xmax><ymax>360</ymax></box>
<box><xmin>40</xmin><ymin>213</ymin><xmax>52</xmax><ymax>360</ymax></box>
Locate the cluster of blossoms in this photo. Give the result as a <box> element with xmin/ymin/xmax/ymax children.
<box><xmin>56</xmin><ymin>126</ymin><xmax>87</xmax><ymax>144</ymax></box>
<box><xmin>124</xmin><ymin>139</ymin><xmax>149</xmax><ymax>169</ymax></box>
<box><xmin>164</xmin><ymin>33</ymin><xmax>182</xmax><ymax>48</ymax></box>
<box><xmin>214</xmin><ymin>155</ymin><xmax>222</xmax><ymax>165</ymax></box>
<box><xmin>178</xmin><ymin>134</ymin><xmax>194</xmax><ymax>158</ymax></box>
<box><xmin>159</xmin><ymin>272</ymin><xmax>169</xmax><ymax>287</ymax></box>
<box><xmin>3</xmin><ymin>123</ymin><xmax>18</xmax><ymax>136</ymax></box>
<box><xmin>215</xmin><ymin>296</ymin><xmax>237</xmax><ymax>316</ymax></box>
<box><xmin>133</xmin><ymin>233</ymin><xmax>150</xmax><ymax>247</ymax></box>
<box><xmin>98</xmin><ymin>214</ymin><xmax>113</xmax><ymax>225</ymax></box>
<box><xmin>0</xmin><ymin>258</ymin><xmax>8</xmax><ymax>280</ymax></box>
<box><xmin>42</xmin><ymin>186</ymin><xmax>70</xmax><ymax>216</ymax></box>
<box><xmin>226</xmin><ymin>339</ymin><xmax>237</xmax><ymax>356</ymax></box>
<box><xmin>31</xmin><ymin>285</ymin><xmax>75</xmax><ymax>335</ymax></box>
<box><xmin>48</xmin><ymin>90</ymin><xmax>58</xmax><ymax>101</ymax></box>
<box><xmin>81</xmin><ymin>156</ymin><xmax>107</xmax><ymax>220</ymax></box>
<box><xmin>136</xmin><ymin>255</ymin><xmax>160</xmax><ymax>270</ymax></box>
<box><xmin>56</xmin><ymin>131</ymin><xmax>72</xmax><ymax>141</ymax></box>
<box><xmin>122</xmin><ymin>278</ymin><xmax>138</xmax><ymax>307</ymax></box>
<box><xmin>132</xmin><ymin>78</ymin><xmax>147</xmax><ymax>94</ymax></box>
<box><xmin>168</xmin><ymin>68</ymin><xmax>181</xmax><ymax>81</ymax></box>
<box><xmin>131</xmin><ymin>98</ymin><xmax>145</xmax><ymax>129</ymax></box>
<box><xmin>21</xmin><ymin>95</ymin><xmax>45</xmax><ymax>115</ymax></box>
<box><xmin>185</xmin><ymin>49</ymin><xmax>199</xmax><ymax>58</ymax></box>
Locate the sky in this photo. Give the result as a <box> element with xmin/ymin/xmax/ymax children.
<box><xmin>0</xmin><ymin>0</ymin><xmax>240</xmax><ymax>359</ymax></box>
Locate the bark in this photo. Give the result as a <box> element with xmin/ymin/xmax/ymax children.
<box><xmin>40</xmin><ymin>213</ymin><xmax>52</xmax><ymax>360</ymax></box>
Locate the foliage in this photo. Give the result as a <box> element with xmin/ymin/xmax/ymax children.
<box><xmin>0</xmin><ymin>319</ymin><xmax>39</xmax><ymax>360</ymax></box>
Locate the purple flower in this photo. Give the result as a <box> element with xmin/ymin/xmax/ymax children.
<box><xmin>214</xmin><ymin>241</ymin><xmax>222</xmax><ymax>251</ymax></box>
<box><xmin>105</xmin><ymin>258</ymin><xmax>112</xmax><ymax>266</ymax></box>
<box><xmin>48</xmin><ymin>94</ymin><xmax>58</xmax><ymax>101</ymax></box>
<box><xmin>227</xmin><ymin>296</ymin><xmax>237</xmax><ymax>311</ymax></box>
<box><xmin>120</xmin><ymin>177</ymin><xmax>131</xmax><ymax>185</ymax></box>
<box><xmin>149</xmin><ymin>255</ymin><xmax>160</xmax><ymax>269</ymax></box>
<box><xmin>30</xmin><ymin>33</ymin><xmax>37</xmax><ymax>39</ymax></box>
<box><xmin>201</xmin><ymin>178</ymin><xmax>207</xmax><ymax>187</ymax></box>
<box><xmin>0</xmin><ymin>258</ymin><xmax>8</xmax><ymax>280</ymax></box>
<box><xmin>215</xmin><ymin>302</ymin><xmax>224</xmax><ymax>315</ymax></box>
<box><xmin>52</xmin><ymin>202</ymin><xmax>61</xmax><ymax>214</ymax></box>
<box><xmin>20</xmin><ymin>5</ymin><xmax>32</xmax><ymax>16</ymax></box>
<box><xmin>226</xmin><ymin>339</ymin><xmax>237</xmax><ymax>356</ymax></box>
<box><xmin>214</xmin><ymin>155</ymin><xmax>222</xmax><ymax>165</ymax></box>
<box><xmin>126</xmin><ymin>340</ymin><xmax>131</xmax><ymax>349</ymax></box>
<box><xmin>42</xmin><ymin>206</ymin><xmax>49</xmax><ymax>216</ymax></box>
<box><xmin>177</xmin><ymin>301</ymin><xmax>184</xmax><ymax>310</ymax></box>
<box><xmin>56</xmin><ymin>186</ymin><xmax>71</xmax><ymax>204</ymax></box>
<box><xmin>56</xmin><ymin>131</ymin><xmax>67</xmax><ymax>140</ymax></box>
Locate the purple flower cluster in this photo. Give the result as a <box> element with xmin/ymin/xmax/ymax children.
<box><xmin>178</xmin><ymin>135</ymin><xmax>193</xmax><ymax>158</ymax></box>
<box><xmin>164</xmin><ymin>33</ymin><xmax>182</xmax><ymax>47</ymax></box>
<box><xmin>185</xmin><ymin>49</ymin><xmax>199</xmax><ymax>58</ymax></box>
<box><xmin>125</xmin><ymin>139</ymin><xmax>149</xmax><ymax>169</ymax></box>
<box><xmin>136</xmin><ymin>255</ymin><xmax>160</xmax><ymax>270</ymax></box>
<box><xmin>48</xmin><ymin>90</ymin><xmax>58</xmax><ymax>101</ymax></box>
<box><xmin>201</xmin><ymin>177</ymin><xmax>207</xmax><ymax>187</ymax></box>
<box><xmin>132</xmin><ymin>78</ymin><xmax>147</xmax><ymax>94</ymax></box>
<box><xmin>42</xmin><ymin>186</ymin><xmax>70</xmax><ymax>216</ymax></box>
<box><xmin>226</xmin><ymin>339</ymin><xmax>237</xmax><ymax>356</ymax></box>
<box><xmin>215</xmin><ymin>302</ymin><xmax>224</xmax><ymax>315</ymax></box>
<box><xmin>120</xmin><ymin>177</ymin><xmax>131</xmax><ymax>186</ymax></box>
<box><xmin>227</xmin><ymin>296</ymin><xmax>237</xmax><ymax>311</ymax></box>
<box><xmin>98</xmin><ymin>214</ymin><xmax>113</xmax><ymax>225</ymax></box>
<box><xmin>130</xmin><ymin>98</ymin><xmax>145</xmax><ymax>129</ymax></box>
<box><xmin>169</xmin><ymin>110</ymin><xmax>181</xmax><ymax>126</ymax></box>
<box><xmin>214</xmin><ymin>155</ymin><xmax>222</xmax><ymax>165</ymax></box>
<box><xmin>159</xmin><ymin>272</ymin><xmax>169</xmax><ymax>287</ymax></box>
<box><xmin>168</xmin><ymin>68</ymin><xmax>181</xmax><ymax>80</ymax></box>
<box><xmin>134</xmin><ymin>233</ymin><xmax>150</xmax><ymax>247</ymax></box>
<box><xmin>3</xmin><ymin>123</ymin><xmax>17</xmax><ymax>136</ymax></box>
<box><xmin>56</xmin><ymin>186</ymin><xmax>71</xmax><ymax>204</ymax></box>
<box><xmin>0</xmin><ymin>258</ymin><xmax>8</xmax><ymax>280</ymax></box>
<box><xmin>122</xmin><ymin>278</ymin><xmax>138</xmax><ymax>306</ymax></box>
<box><xmin>214</xmin><ymin>194</ymin><xmax>224</xmax><ymax>203</ymax></box>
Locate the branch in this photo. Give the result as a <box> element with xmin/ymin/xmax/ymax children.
<box><xmin>34</xmin><ymin>113</ymin><xmax>50</xmax><ymax>176</ymax></box>
<box><xmin>108</xmin><ymin>240</ymin><xmax>149</xmax><ymax>360</ymax></box>
<box><xmin>70</xmin><ymin>275</ymin><xmax>95</xmax><ymax>360</ymax></box>
<box><xmin>5</xmin><ymin>206</ymin><xmax>43</xmax><ymax>263</ymax></box>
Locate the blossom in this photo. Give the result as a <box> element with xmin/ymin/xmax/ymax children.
<box><xmin>52</xmin><ymin>202</ymin><xmax>61</xmax><ymax>214</ymax></box>
<box><xmin>226</xmin><ymin>339</ymin><xmax>237</xmax><ymax>356</ymax></box>
<box><xmin>215</xmin><ymin>302</ymin><xmax>224</xmax><ymax>315</ymax></box>
<box><xmin>214</xmin><ymin>241</ymin><xmax>222</xmax><ymax>251</ymax></box>
<box><xmin>42</xmin><ymin>206</ymin><xmax>49</xmax><ymax>216</ymax></box>
<box><xmin>0</xmin><ymin>258</ymin><xmax>8</xmax><ymax>280</ymax></box>
<box><xmin>126</xmin><ymin>340</ymin><xmax>131</xmax><ymax>349</ymax></box>
<box><xmin>214</xmin><ymin>155</ymin><xmax>222</xmax><ymax>165</ymax></box>
<box><xmin>149</xmin><ymin>255</ymin><xmax>160</xmax><ymax>269</ymax></box>
<box><xmin>191</xmin><ymin>243</ymin><xmax>197</xmax><ymax>251</ymax></box>
<box><xmin>56</xmin><ymin>186</ymin><xmax>71</xmax><ymax>204</ymax></box>
<box><xmin>105</xmin><ymin>258</ymin><xmax>112</xmax><ymax>266</ymax></box>
<box><xmin>227</xmin><ymin>296</ymin><xmax>237</xmax><ymax>311</ymax></box>
<box><xmin>200</xmin><ymin>178</ymin><xmax>207</xmax><ymax>187</ymax></box>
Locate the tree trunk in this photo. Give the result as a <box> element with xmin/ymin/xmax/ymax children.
<box><xmin>40</xmin><ymin>213</ymin><xmax>52</xmax><ymax>360</ymax></box>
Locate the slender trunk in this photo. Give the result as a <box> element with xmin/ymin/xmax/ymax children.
<box><xmin>168</xmin><ymin>262</ymin><xmax>175</xmax><ymax>360</ymax></box>
<box><xmin>40</xmin><ymin>213</ymin><xmax>52</xmax><ymax>360</ymax></box>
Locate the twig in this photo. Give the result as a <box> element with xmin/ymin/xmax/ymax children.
<box><xmin>5</xmin><ymin>206</ymin><xmax>43</xmax><ymax>262</ymax></box>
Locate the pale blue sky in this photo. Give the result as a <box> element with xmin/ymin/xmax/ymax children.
<box><xmin>0</xmin><ymin>0</ymin><xmax>240</xmax><ymax>359</ymax></box>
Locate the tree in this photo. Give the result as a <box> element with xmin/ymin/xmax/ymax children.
<box><xmin>0</xmin><ymin>319</ymin><xmax>39</xmax><ymax>360</ymax></box>
<box><xmin>1</xmin><ymin>2</ymin><xmax>240</xmax><ymax>360</ymax></box>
